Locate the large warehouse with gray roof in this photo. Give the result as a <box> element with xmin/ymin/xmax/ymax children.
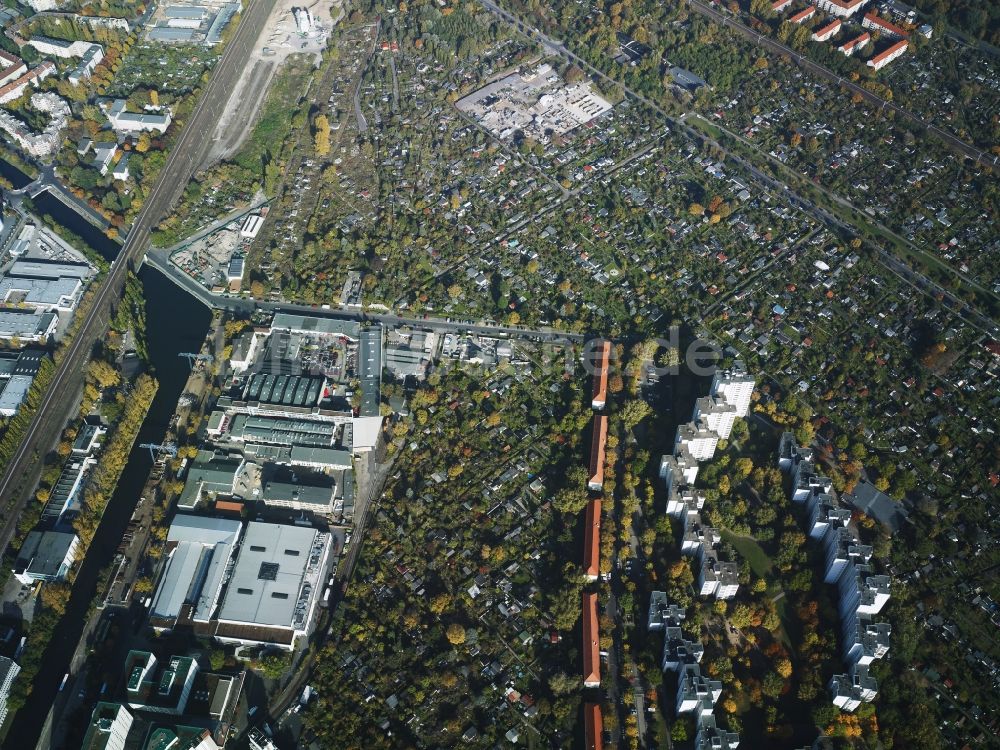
<box><xmin>149</xmin><ymin>515</ymin><xmax>331</xmax><ymax>648</ymax></box>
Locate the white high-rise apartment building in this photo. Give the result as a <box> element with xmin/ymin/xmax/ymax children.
<box><xmin>0</xmin><ymin>657</ymin><xmax>20</xmax><ymax>728</ymax></box>
<box><xmin>711</xmin><ymin>361</ymin><xmax>755</xmax><ymax>418</ymax></box>
<box><xmin>675</xmin><ymin>421</ymin><xmax>719</xmax><ymax>462</ymax></box>
<box><xmin>692</xmin><ymin>396</ymin><xmax>738</xmax><ymax>441</ymax></box>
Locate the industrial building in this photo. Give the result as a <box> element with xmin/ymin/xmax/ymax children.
<box><xmin>12</xmin><ymin>529</ymin><xmax>80</xmax><ymax>584</ymax></box>
<box><xmin>149</xmin><ymin>516</ymin><xmax>331</xmax><ymax>649</ymax></box>
<box><xmin>0</xmin><ymin>309</ymin><xmax>57</xmax><ymax>342</ymax></box>
<box><xmin>225</xmin><ymin>413</ymin><xmax>339</xmax><ymax>448</ymax></box>
<box><xmin>0</xmin><ymin>258</ymin><xmax>93</xmax><ymax>313</ymax></box>
<box><xmin>150</xmin><ymin>515</ymin><xmax>243</xmax><ymax>630</ymax></box>
<box><xmin>0</xmin><ymin>349</ymin><xmax>46</xmax><ymax>416</ymax></box>
<box><xmin>242</xmin><ymin>372</ymin><xmax>325</xmax><ymax>408</ymax></box>
<box><xmin>213</xmin><ymin>521</ymin><xmax>331</xmax><ymax>648</ymax></box>
<box><xmin>177</xmin><ymin>451</ymin><xmax>245</xmax><ymax>510</ymax></box>
<box><xmin>456</xmin><ymin>63</ymin><xmax>613</xmax><ymax>143</ymax></box>
<box><xmin>270</xmin><ymin>312</ymin><xmax>360</xmax><ymax>341</ymax></box>
<box><xmin>261</xmin><ymin>480</ymin><xmax>335</xmax><ymax>513</ymax></box>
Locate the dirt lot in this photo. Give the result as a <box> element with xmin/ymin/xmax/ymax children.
<box><xmin>204</xmin><ymin>0</ymin><xmax>342</xmax><ymax>167</ymax></box>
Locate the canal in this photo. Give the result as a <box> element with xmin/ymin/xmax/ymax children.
<box><xmin>0</xmin><ymin>158</ymin><xmax>31</xmax><ymax>190</ymax></box>
<box><xmin>31</xmin><ymin>191</ymin><xmax>115</xmax><ymax>263</ymax></box>
<box><xmin>1</xmin><ymin>216</ymin><xmax>211</xmax><ymax>747</ymax></box>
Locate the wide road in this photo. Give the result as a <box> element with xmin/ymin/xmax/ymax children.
<box><xmin>0</xmin><ymin>0</ymin><xmax>278</xmax><ymax>552</ymax></box>
<box><xmin>143</xmin><ymin>247</ymin><xmax>588</xmax><ymax>343</ymax></box>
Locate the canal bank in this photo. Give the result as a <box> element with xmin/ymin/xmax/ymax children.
<box><xmin>2</xmin><ymin>267</ymin><xmax>212</xmax><ymax>750</ymax></box>
<box><xmin>31</xmin><ymin>190</ymin><xmax>114</xmax><ymax>259</ymax></box>
<box><xmin>0</xmin><ymin>156</ymin><xmax>32</xmax><ymax>189</ymax></box>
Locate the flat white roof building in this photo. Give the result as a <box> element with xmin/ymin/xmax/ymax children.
<box><xmin>675</xmin><ymin>420</ymin><xmax>719</xmax><ymax>462</ymax></box>
<box><xmin>215</xmin><ymin>521</ymin><xmax>331</xmax><ymax>648</ymax></box>
<box><xmin>0</xmin><ymin>309</ymin><xmax>57</xmax><ymax>342</ymax></box>
<box><xmin>107</xmin><ymin>98</ymin><xmax>171</xmax><ymax>133</ymax></box>
<box><xmin>692</xmin><ymin>395</ymin><xmax>738</xmax><ymax>441</ymax></box>
<box><xmin>0</xmin><ymin>374</ymin><xmax>34</xmax><ymax>417</ymax></box>
<box><xmin>240</xmin><ymin>214</ymin><xmax>265</xmax><ymax>239</ymax></box>
<box><xmin>710</xmin><ymin>361</ymin><xmax>755</xmax><ymax>417</ymax></box>
<box><xmin>13</xmin><ymin>530</ymin><xmax>80</xmax><ymax>584</ymax></box>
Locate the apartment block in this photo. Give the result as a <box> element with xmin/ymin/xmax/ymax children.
<box><xmin>695</xmin><ymin>715</ymin><xmax>742</xmax><ymax>749</ymax></box>
<box><xmin>816</xmin><ymin>0</ymin><xmax>867</xmax><ymax>17</ymax></box>
<box><xmin>682</xmin><ymin>512</ymin><xmax>720</xmax><ymax>556</ymax></box>
<box><xmin>867</xmin><ymin>39</ymin><xmax>908</xmax><ymax>70</ymax></box>
<box><xmin>697</xmin><ymin>548</ymin><xmax>740</xmax><ymax>600</ymax></box>
<box><xmin>843</xmin><ymin>617</ymin><xmax>891</xmax><ymax>667</ymax></box>
<box><xmin>591</xmin><ymin>339</ymin><xmax>611</xmax><ymax>409</ymax></box>
<box><xmin>588</xmin><ymin>414</ymin><xmax>608</xmax><ymax>491</ymax></box>
<box><xmin>823</xmin><ymin>527</ymin><xmax>872</xmax><ymax>584</ymax></box>
<box><xmin>660</xmin><ymin>451</ymin><xmax>700</xmax><ymax>491</ymax></box>
<box><xmin>807</xmin><ymin>493</ymin><xmax>851</xmax><ymax>540</ymax></box>
<box><xmin>778</xmin><ymin>431</ymin><xmax>813</xmax><ymax>472</ymax></box>
<box><xmin>862</xmin><ymin>11</ymin><xmax>909</xmax><ymax>37</ymax></box>
<box><xmin>710</xmin><ymin>361</ymin><xmax>755</xmax><ymax>417</ymax></box>
<box><xmin>676</xmin><ymin>664</ymin><xmax>722</xmax><ymax>716</ymax></box>
<box><xmin>666</xmin><ymin>486</ymin><xmax>706</xmax><ymax>519</ymax></box>
<box><xmin>812</xmin><ymin>19</ymin><xmax>843</xmax><ymax>42</ymax></box>
<box><xmin>582</xmin><ymin>592</ymin><xmax>601</xmax><ymax>687</ymax></box>
<box><xmin>838</xmin><ymin>563</ymin><xmax>890</xmax><ymax>618</ymax></box>
<box><xmin>692</xmin><ymin>395</ymin><xmax>738</xmax><ymax>441</ymax></box>
<box><xmin>648</xmin><ymin>591</ymin><xmax>739</xmax><ymax>744</ymax></box>
<box><xmin>583</xmin><ymin>499</ymin><xmax>602</xmax><ymax>581</ymax></box>
<box><xmin>779</xmin><ymin>435</ymin><xmax>891</xmax><ymax>712</ymax></box>
<box><xmin>790</xmin><ymin>5</ymin><xmax>817</xmax><ymax>23</ymax></box>
<box><xmin>792</xmin><ymin>459</ymin><xmax>833</xmax><ymax>503</ymax></box>
<box><xmin>675</xmin><ymin>420</ymin><xmax>719</xmax><ymax>462</ymax></box>
<box><xmin>838</xmin><ymin>31</ymin><xmax>871</xmax><ymax>55</ymax></box>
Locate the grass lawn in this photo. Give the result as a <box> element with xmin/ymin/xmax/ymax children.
<box><xmin>720</xmin><ymin>529</ymin><xmax>794</xmax><ymax>648</ymax></box>
<box><xmin>721</xmin><ymin>528</ymin><xmax>772</xmax><ymax>577</ymax></box>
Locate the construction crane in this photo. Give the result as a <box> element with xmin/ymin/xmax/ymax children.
<box><xmin>139</xmin><ymin>442</ymin><xmax>178</xmax><ymax>461</ymax></box>
<box><xmin>178</xmin><ymin>352</ymin><xmax>214</xmax><ymax>367</ymax></box>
